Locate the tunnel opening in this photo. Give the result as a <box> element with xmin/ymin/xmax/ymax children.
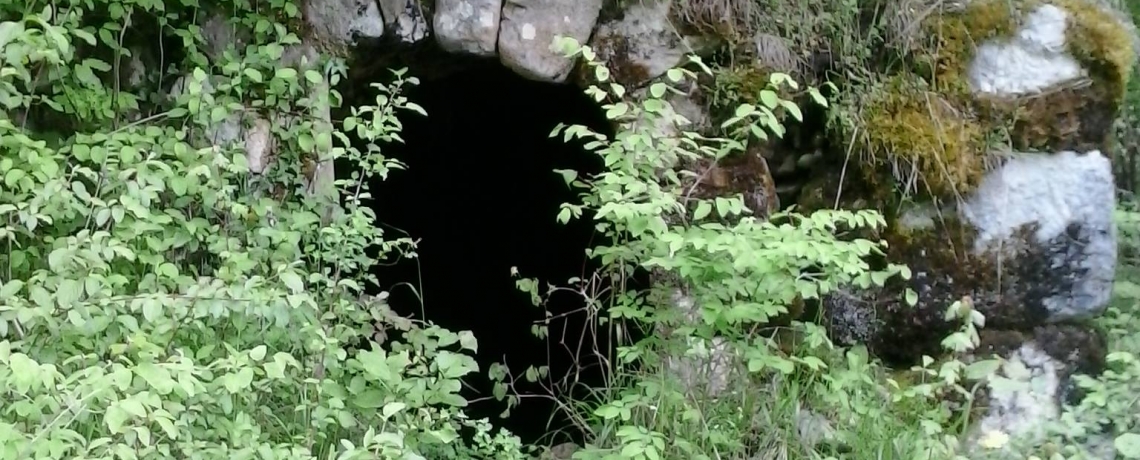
<box><xmin>335</xmin><ymin>58</ymin><xmax>627</xmax><ymax>447</ymax></box>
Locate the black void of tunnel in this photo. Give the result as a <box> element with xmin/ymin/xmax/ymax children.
<box><xmin>339</xmin><ymin>60</ymin><xmax>625</xmax><ymax>446</ymax></box>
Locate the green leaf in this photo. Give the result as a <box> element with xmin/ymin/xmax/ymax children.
<box><xmin>594</xmin><ymin>65</ymin><xmax>610</xmax><ymax>82</ymax></box>
<box><xmin>250</xmin><ymin>345</ymin><xmax>267</xmax><ymax>361</ymax></box>
<box><xmin>263</xmin><ymin>360</ymin><xmax>286</xmax><ymax>379</ymax></box>
<box><xmin>404</xmin><ymin>102</ymin><xmax>427</xmax><ymax>116</ymax></box>
<box><xmin>605</xmin><ymin>102</ymin><xmax>628</xmax><ymax>119</ymax></box>
<box><xmin>72</xmin><ymin>28</ymin><xmax>97</xmax><ymax>45</ymax></box>
<box><xmin>4</xmin><ymin>169</ymin><xmax>26</xmax><ymax>187</ymax></box>
<box><xmin>435</xmin><ymin>350</ymin><xmax>476</xmax><ymax>379</ymax></box>
<box><xmin>594</xmin><ymin>405</ymin><xmax>621</xmax><ymax>419</ymax></box>
<box><xmin>458</xmin><ymin>331</ymin><xmax>478</xmax><ymax>353</ymax></box>
<box><xmin>1117</xmin><ymin>433</ymin><xmax>1140</xmax><ymax>458</ymax></box>
<box><xmin>142</xmin><ymin>297</ymin><xmax>162</xmax><ymax>322</ymax></box>
<box><xmin>280</xmin><ymin>271</ymin><xmax>303</xmax><ymax>294</ymax></box>
<box><xmin>224</xmin><ymin>367</ymin><xmax>255</xmax><ymax>393</ymax></box>
<box><xmin>111</xmin><ymin>366</ymin><xmax>133</xmax><ymax>391</ymax></box>
<box><xmin>693</xmin><ymin>201</ymin><xmax>712</xmax><ymax>220</ymax></box>
<box><xmin>382</xmin><ymin>402</ymin><xmax>406</xmax><ymax>419</ymax></box>
<box><xmin>119</xmin><ymin>398</ymin><xmax>147</xmax><ymax>418</ymax></box>
<box><xmin>44</xmin><ymin>22</ymin><xmax>70</xmax><ymax>55</ymax></box>
<box><xmin>135</xmin><ymin>363</ymin><xmax>175</xmax><ymax>394</ymax></box>
<box><xmin>55</xmin><ymin>279</ymin><xmax>82</xmax><ymax>308</ymax></box>
<box><xmin>780</xmin><ymin>100</ymin><xmax>803</xmax><ymax>121</ymax></box>
<box><xmin>298</xmin><ymin>133</ymin><xmax>315</xmax><ymax>152</ymax></box>
<box><xmin>964</xmin><ymin>359</ymin><xmax>1001</xmax><ymax>380</ymax></box>
<box><xmin>274</xmin><ymin>68</ymin><xmax>297</xmax><ymax>80</ymax></box>
<box><xmin>0</xmin><ymin>22</ymin><xmax>26</xmax><ymax>49</ymax></box>
<box><xmin>352</xmin><ymin>389</ymin><xmax>386</xmax><ymax>409</ymax></box>
<box><xmin>243</xmin><ymin>68</ymin><xmax>263</xmax><ymax>82</ymax></box>
<box><xmin>808</xmin><ymin>87</ymin><xmax>828</xmax><ymax>106</ymax></box>
<box><xmin>30</xmin><ymin>285</ymin><xmax>52</xmax><ymax>307</ymax></box>
<box><xmin>0</xmin><ymin>280</ymin><xmax>25</xmax><ymax>300</ymax></box>
<box><xmin>554</xmin><ymin>168</ymin><xmax>577</xmax><ymax>185</ymax></box>
<box><xmin>73</xmin><ymin>63</ymin><xmax>101</xmax><ymax>88</ymax></box>
<box><xmin>905</xmin><ymin>288</ymin><xmax>918</xmax><ymax>307</ymax></box>
<box><xmin>759</xmin><ymin>90</ymin><xmax>779</xmax><ymax>109</ymax></box>
<box><xmin>358</xmin><ymin>349</ymin><xmax>392</xmax><ymax>381</ymax></box>
<box><xmin>104</xmin><ymin>405</ymin><xmax>128</xmax><ymax>434</ymax></box>
<box><xmin>870</xmin><ymin>270</ymin><xmax>891</xmax><ymax>286</ymax></box>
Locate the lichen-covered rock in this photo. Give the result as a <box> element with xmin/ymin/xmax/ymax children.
<box><xmin>303</xmin><ymin>0</ymin><xmax>386</xmax><ymax>50</ymax></box>
<box><xmin>664</xmin><ymin>335</ymin><xmax>737</xmax><ymax>397</ymax></box>
<box><xmin>825</xmin><ymin>149</ymin><xmax>1117</xmax><ymax>362</ymax></box>
<box><xmin>964</xmin><ymin>325</ymin><xmax>1106</xmax><ymax>455</ymax></box>
<box><xmin>433</xmin><ymin>0</ymin><xmax>502</xmax><ymax>56</ymax></box>
<box><xmin>244</xmin><ymin>117</ymin><xmax>274</xmax><ymax>174</ymax></box>
<box><xmin>201</xmin><ymin>13</ymin><xmax>248</xmax><ymax>60</ymax></box>
<box><xmin>589</xmin><ymin>0</ymin><xmax>697</xmax><ymax>87</ymax></box>
<box><xmin>379</xmin><ymin>0</ymin><xmax>431</xmax><ymax>43</ymax></box>
<box><xmin>498</xmin><ymin>0</ymin><xmax>603</xmax><ymax>83</ymax></box>
<box><xmin>967</xmin><ymin>4</ymin><xmax>1083</xmax><ymax>95</ymax></box>
<box><xmin>961</xmin><ymin>150</ymin><xmax>1116</xmax><ymax>321</ymax></box>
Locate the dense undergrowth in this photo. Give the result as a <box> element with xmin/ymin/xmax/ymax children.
<box><xmin>1</xmin><ymin>0</ymin><xmax>1140</xmax><ymax>459</ymax></box>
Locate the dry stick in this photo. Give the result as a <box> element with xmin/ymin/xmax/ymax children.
<box><xmin>112</xmin><ymin>11</ymin><xmax>130</xmax><ymax>130</ymax></box>
<box><xmin>834</xmin><ymin>127</ymin><xmax>858</xmax><ymax>210</ymax></box>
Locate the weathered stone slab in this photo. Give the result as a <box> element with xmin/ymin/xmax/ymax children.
<box><xmin>498</xmin><ymin>0</ymin><xmax>603</xmax><ymax>83</ymax></box>
<box><xmin>434</xmin><ymin>0</ymin><xmax>501</xmax><ymax>56</ymax></box>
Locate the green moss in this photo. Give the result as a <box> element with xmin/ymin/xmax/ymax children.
<box><xmin>937</xmin><ymin>0</ymin><xmax>1137</xmax><ymax>154</ymax></box>
<box><xmin>880</xmin><ymin>212</ymin><xmax>987</xmax><ymax>284</ymax></box>
<box><xmin>919</xmin><ymin>0</ymin><xmax>1020</xmax><ymax>94</ymax></box>
<box><xmin>858</xmin><ymin>75</ymin><xmax>988</xmax><ymax>198</ymax></box>
<box><xmin>826</xmin><ymin>1</ymin><xmax>1018</xmax><ymax>201</ymax></box>
<box><xmin>707</xmin><ymin>65</ymin><xmax>771</xmax><ymax>116</ymax></box>
<box><xmin>1048</xmin><ymin>0</ymin><xmax>1138</xmax><ymax>100</ymax></box>
<box><xmin>924</xmin><ymin>0</ymin><xmax>1137</xmax><ymax>104</ymax></box>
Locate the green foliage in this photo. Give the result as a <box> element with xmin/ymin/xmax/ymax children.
<box><xmin>0</xmin><ymin>0</ymin><xmax>523</xmax><ymax>458</ymax></box>
<box><xmin>492</xmin><ymin>36</ymin><xmax>992</xmax><ymax>460</ymax></box>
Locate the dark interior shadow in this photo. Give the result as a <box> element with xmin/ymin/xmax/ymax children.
<box><xmin>353</xmin><ymin>60</ymin><xmax>619</xmax><ymax>446</ymax></box>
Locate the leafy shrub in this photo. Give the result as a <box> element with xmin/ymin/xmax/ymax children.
<box><xmin>0</xmin><ymin>1</ymin><xmax>523</xmax><ymax>459</ymax></box>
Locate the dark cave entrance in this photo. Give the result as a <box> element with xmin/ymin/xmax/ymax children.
<box><xmin>339</xmin><ymin>59</ymin><xmax>619</xmax><ymax>446</ymax></box>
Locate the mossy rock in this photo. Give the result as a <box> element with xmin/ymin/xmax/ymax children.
<box><xmin>822</xmin><ymin>148</ymin><xmax>1116</xmax><ymax>367</ymax></box>
<box><xmin>917</xmin><ymin>0</ymin><xmax>1136</xmax><ymax>96</ymax></box>
<box><xmin>831</xmin><ymin>0</ymin><xmax>1137</xmax><ymax>203</ymax></box>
